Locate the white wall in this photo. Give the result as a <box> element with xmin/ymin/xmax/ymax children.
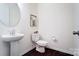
<box><xmin>0</xmin><ymin>25</ymin><xmax>10</xmax><ymax>56</ymax></box>
<box><xmin>29</xmin><ymin>3</ymin><xmax>38</xmax><ymax>32</ymax></box>
<box><xmin>73</xmin><ymin>4</ymin><xmax>79</xmax><ymax>56</ymax></box>
<box><xmin>29</xmin><ymin>3</ymin><xmax>38</xmax><ymax>15</ymax></box>
<box><xmin>38</xmin><ymin>3</ymin><xmax>74</xmax><ymax>55</ymax></box>
<box><xmin>0</xmin><ymin>4</ymin><xmax>11</xmax><ymax>55</ymax></box>
<box><xmin>14</xmin><ymin>3</ymin><xmax>35</xmax><ymax>55</ymax></box>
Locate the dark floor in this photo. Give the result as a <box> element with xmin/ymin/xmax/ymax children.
<box><xmin>23</xmin><ymin>48</ymin><xmax>73</xmax><ymax>56</ymax></box>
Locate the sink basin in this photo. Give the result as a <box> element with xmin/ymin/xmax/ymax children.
<box><xmin>1</xmin><ymin>33</ymin><xmax>24</xmax><ymax>42</ymax></box>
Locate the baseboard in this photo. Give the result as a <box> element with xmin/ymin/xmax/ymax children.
<box><xmin>46</xmin><ymin>46</ymin><xmax>74</xmax><ymax>55</ymax></box>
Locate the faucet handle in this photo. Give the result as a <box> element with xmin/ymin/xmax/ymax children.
<box><xmin>10</xmin><ymin>29</ymin><xmax>15</xmax><ymax>35</ymax></box>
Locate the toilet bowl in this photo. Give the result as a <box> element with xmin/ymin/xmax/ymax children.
<box><xmin>36</xmin><ymin>40</ymin><xmax>48</xmax><ymax>46</ymax></box>
<box><xmin>36</xmin><ymin>40</ymin><xmax>48</xmax><ymax>53</ymax></box>
<box><xmin>31</xmin><ymin>32</ymin><xmax>48</xmax><ymax>53</ymax></box>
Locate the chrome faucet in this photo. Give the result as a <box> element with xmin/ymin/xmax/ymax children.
<box><xmin>10</xmin><ymin>29</ymin><xmax>15</xmax><ymax>35</ymax></box>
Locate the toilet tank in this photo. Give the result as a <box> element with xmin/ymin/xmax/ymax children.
<box><xmin>32</xmin><ymin>33</ymin><xmax>40</xmax><ymax>42</ymax></box>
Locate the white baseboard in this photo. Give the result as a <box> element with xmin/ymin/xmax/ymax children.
<box><xmin>46</xmin><ymin>46</ymin><xmax>74</xmax><ymax>55</ymax></box>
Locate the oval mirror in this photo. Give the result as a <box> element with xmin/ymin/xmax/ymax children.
<box><xmin>0</xmin><ymin>3</ymin><xmax>20</xmax><ymax>27</ymax></box>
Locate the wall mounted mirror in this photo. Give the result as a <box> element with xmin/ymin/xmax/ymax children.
<box><xmin>0</xmin><ymin>3</ymin><xmax>20</xmax><ymax>27</ymax></box>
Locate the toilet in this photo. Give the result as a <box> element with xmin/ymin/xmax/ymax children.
<box><xmin>32</xmin><ymin>31</ymin><xmax>48</xmax><ymax>53</ymax></box>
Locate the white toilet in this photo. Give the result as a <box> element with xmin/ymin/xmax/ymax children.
<box><xmin>32</xmin><ymin>31</ymin><xmax>48</xmax><ymax>53</ymax></box>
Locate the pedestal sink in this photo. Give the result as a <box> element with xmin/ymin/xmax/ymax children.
<box><xmin>2</xmin><ymin>33</ymin><xmax>24</xmax><ymax>42</ymax></box>
<box><xmin>1</xmin><ymin>33</ymin><xmax>24</xmax><ymax>56</ymax></box>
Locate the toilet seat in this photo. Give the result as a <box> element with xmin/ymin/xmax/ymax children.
<box><xmin>36</xmin><ymin>40</ymin><xmax>48</xmax><ymax>46</ymax></box>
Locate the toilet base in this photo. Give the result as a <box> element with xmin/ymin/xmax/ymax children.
<box><xmin>36</xmin><ymin>45</ymin><xmax>45</xmax><ymax>53</ymax></box>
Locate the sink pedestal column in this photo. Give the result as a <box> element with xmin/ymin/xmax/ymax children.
<box><xmin>10</xmin><ymin>41</ymin><xmax>20</xmax><ymax>56</ymax></box>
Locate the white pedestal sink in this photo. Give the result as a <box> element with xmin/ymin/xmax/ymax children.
<box><xmin>1</xmin><ymin>33</ymin><xmax>24</xmax><ymax>56</ymax></box>
<box><xmin>2</xmin><ymin>33</ymin><xmax>24</xmax><ymax>42</ymax></box>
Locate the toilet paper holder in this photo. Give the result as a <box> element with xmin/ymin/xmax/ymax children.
<box><xmin>73</xmin><ymin>31</ymin><xmax>79</xmax><ymax>36</ymax></box>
